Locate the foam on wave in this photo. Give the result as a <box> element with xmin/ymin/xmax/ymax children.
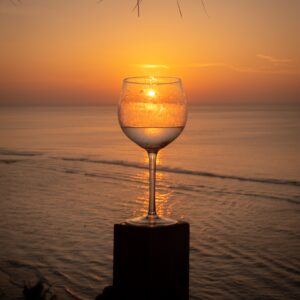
<box><xmin>60</xmin><ymin>157</ymin><xmax>300</xmax><ymax>187</ymax></box>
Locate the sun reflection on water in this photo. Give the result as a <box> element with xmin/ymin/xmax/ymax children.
<box><xmin>132</xmin><ymin>151</ymin><xmax>174</xmax><ymax>218</ymax></box>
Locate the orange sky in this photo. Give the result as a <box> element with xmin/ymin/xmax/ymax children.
<box><xmin>0</xmin><ymin>0</ymin><xmax>299</xmax><ymax>105</ymax></box>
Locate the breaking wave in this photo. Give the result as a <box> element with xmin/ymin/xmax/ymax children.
<box><xmin>60</xmin><ymin>157</ymin><xmax>300</xmax><ymax>187</ymax></box>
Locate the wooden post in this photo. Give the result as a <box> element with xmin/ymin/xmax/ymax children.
<box><xmin>113</xmin><ymin>221</ymin><xmax>189</xmax><ymax>300</ymax></box>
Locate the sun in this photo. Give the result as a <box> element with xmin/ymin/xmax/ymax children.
<box><xmin>147</xmin><ymin>89</ymin><xmax>156</xmax><ymax>97</ymax></box>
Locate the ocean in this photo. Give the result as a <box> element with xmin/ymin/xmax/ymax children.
<box><xmin>0</xmin><ymin>105</ymin><xmax>299</xmax><ymax>299</ymax></box>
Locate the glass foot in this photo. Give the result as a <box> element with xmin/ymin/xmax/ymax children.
<box><xmin>126</xmin><ymin>215</ymin><xmax>177</xmax><ymax>227</ymax></box>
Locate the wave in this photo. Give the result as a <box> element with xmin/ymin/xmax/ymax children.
<box><xmin>216</xmin><ymin>189</ymin><xmax>300</xmax><ymax>205</ymax></box>
<box><xmin>60</xmin><ymin>157</ymin><xmax>300</xmax><ymax>187</ymax></box>
<box><xmin>60</xmin><ymin>166</ymin><xmax>300</xmax><ymax>205</ymax></box>
<box><xmin>0</xmin><ymin>148</ymin><xmax>43</xmax><ymax>157</ymax></box>
<box><xmin>2</xmin><ymin>146</ymin><xmax>298</xmax><ymax>187</ymax></box>
<box><xmin>0</xmin><ymin>159</ymin><xmax>20</xmax><ymax>164</ymax></box>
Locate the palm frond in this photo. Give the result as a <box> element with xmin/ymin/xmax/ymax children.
<box><xmin>10</xmin><ymin>0</ymin><xmax>22</xmax><ymax>5</ymax></box>
<box><xmin>132</xmin><ymin>0</ymin><xmax>143</xmax><ymax>17</ymax></box>
<box><xmin>132</xmin><ymin>0</ymin><xmax>209</xmax><ymax>18</ymax></box>
<box><xmin>200</xmin><ymin>0</ymin><xmax>209</xmax><ymax>17</ymax></box>
<box><xmin>177</xmin><ymin>0</ymin><xmax>183</xmax><ymax>18</ymax></box>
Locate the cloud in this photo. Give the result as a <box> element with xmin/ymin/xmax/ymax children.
<box><xmin>180</xmin><ymin>61</ymin><xmax>299</xmax><ymax>75</ymax></box>
<box><xmin>181</xmin><ymin>62</ymin><xmax>260</xmax><ymax>73</ymax></box>
<box><xmin>257</xmin><ymin>54</ymin><xmax>292</xmax><ymax>64</ymax></box>
<box><xmin>132</xmin><ymin>60</ymin><xmax>299</xmax><ymax>75</ymax></box>
<box><xmin>133</xmin><ymin>64</ymin><xmax>169</xmax><ymax>69</ymax></box>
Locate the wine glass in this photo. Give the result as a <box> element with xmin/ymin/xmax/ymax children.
<box><xmin>118</xmin><ymin>76</ymin><xmax>187</xmax><ymax>226</ymax></box>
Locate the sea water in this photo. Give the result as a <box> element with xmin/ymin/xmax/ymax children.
<box><xmin>0</xmin><ymin>105</ymin><xmax>299</xmax><ymax>299</ymax></box>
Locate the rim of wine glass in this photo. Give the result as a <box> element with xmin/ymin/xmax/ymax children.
<box><xmin>124</xmin><ymin>76</ymin><xmax>181</xmax><ymax>85</ymax></box>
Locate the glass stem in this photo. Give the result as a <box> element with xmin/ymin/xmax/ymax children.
<box><xmin>147</xmin><ymin>151</ymin><xmax>158</xmax><ymax>217</ymax></box>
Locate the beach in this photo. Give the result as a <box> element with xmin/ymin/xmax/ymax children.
<box><xmin>0</xmin><ymin>105</ymin><xmax>300</xmax><ymax>299</ymax></box>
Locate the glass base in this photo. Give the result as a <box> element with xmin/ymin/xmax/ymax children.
<box><xmin>126</xmin><ymin>215</ymin><xmax>177</xmax><ymax>227</ymax></box>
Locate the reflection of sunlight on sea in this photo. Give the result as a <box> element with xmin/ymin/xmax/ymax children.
<box><xmin>1</xmin><ymin>107</ymin><xmax>300</xmax><ymax>300</ymax></box>
<box><xmin>132</xmin><ymin>151</ymin><xmax>175</xmax><ymax>218</ymax></box>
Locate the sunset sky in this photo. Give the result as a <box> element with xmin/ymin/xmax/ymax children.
<box><xmin>0</xmin><ymin>0</ymin><xmax>299</xmax><ymax>105</ymax></box>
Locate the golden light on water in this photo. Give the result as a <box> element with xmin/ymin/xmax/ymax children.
<box><xmin>130</xmin><ymin>152</ymin><xmax>173</xmax><ymax>217</ymax></box>
<box><xmin>134</xmin><ymin>171</ymin><xmax>173</xmax><ymax>218</ymax></box>
<box><xmin>142</xmin><ymin>150</ymin><xmax>163</xmax><ymax>165</ymax></box>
